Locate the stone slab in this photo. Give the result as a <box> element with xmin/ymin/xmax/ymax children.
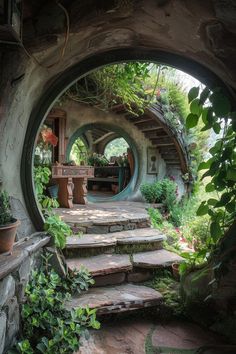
<box><xmin>133</xmin><ymin>249</ymin><xmax>184</xmax><ymax>268</ymax></box>
<box><xmin>0</xmin><ymin>276</ymin><xmax>15</xmax><ymax>308</ymax></box>
<box><xmin>67</xmin><ymin>284</ymin><xmax>162</xmax><ymax>315</ymax></box>
<box><xmin>94</xmin><ymin>272</ymin><xmax>126</xmax><ymax>287</ymax></box>
<box><xmin>77</xmin><ymin>319</ymin><xmax>151</xmax><ymax>354</ymax></box>
<box><xmin>66</xmin><ymin>228</ymin><xmax>165</xmax><ymax>249</ymax></box>
<box><xmin>66</xmin><ymin>254</ymin><xmax>132</xmax><ymax>276</ymax></box>
<box><xmin>66</xmin><ymin>235</ymin><xmax>117</xmax><ymax>248</ymax></box>
<box><xmin>0</xmin><ymin>312</ymin><xmax>6</xmax><ymax>354</ymax></box>
<box><xmin>127</xmin><ymin>271</ymin><xmax>152</xmax><ymax>283</ymax></box>
<box><xmin>152</xmin><ymin>320</ymin><xmax>226</xmax><ymax>350</ymax></box>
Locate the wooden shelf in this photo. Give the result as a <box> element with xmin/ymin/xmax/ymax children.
<box><xmin>88</xmin><ymin>177</ymin><xmax>118</xmax><ymax>182</ymax></box>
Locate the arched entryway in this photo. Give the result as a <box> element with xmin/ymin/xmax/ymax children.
<box><xmin>21</xmin><ymin>48</ymin><xmax>234</xmax><ymax>230</ymax></box>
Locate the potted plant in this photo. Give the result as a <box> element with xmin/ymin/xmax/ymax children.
<box><xmin>0</xmin><ymin>191</ymin><xmax>20</xmax><ymax>254</ymax></box>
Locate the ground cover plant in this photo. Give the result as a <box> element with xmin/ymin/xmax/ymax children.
<box><xmin>9</xmin><ymin>254</ymin><xmax>100</xmax><ymax>354</ymax></box>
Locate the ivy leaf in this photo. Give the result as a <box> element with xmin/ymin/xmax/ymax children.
<box><xmin>198</xmin><ymin>159</ymin><xmax>213</xmax><ymax>171</ymax></box>
<box><xmin>188</xmin><ymin>87</ymin><xmax>199</xmax><ymax>103</ymax></box>
<box><xmin>200</xmin><ymin>87</ymin><xmax>210</xmax><ymax>104</ymax></box>
<box><xmin>226</xmin><ymin>201</ymin><xmax>236</xmax><ymax>213</ymax></box>
<box><xmin>215</xmin><ymin>192</ymin><xmax>232</xmax><ymax>207</ymax></box>
<box><xmin>213</xmin><ymin>122</ymin><xmax>221</xmax><ymax>134</ymax></box>
<box><xmin>190</xmin><ymin>98</ymin><xmax>202</xmax><ymax>116</ymax></box>
<box><xmin>205</xmin><ymin>183</ymin><xmax>215</xmax><ymax>192</ymax></box>
<box><xmin>186</xmin><ymin>113</ymin><xmax>199</xmax><ymax>129</ymax></box>
<box><xmin>211</xmin><ymin>92</ymin><xmax>231</xmax><ymax>117</ymax></box>
<box><xmin>210</xmin><ymin>221</ymin><xmax>222</xmax><ymax>241</ymax></box>
<box><xmin>201</xmin><ymin>107</ymin><xmax>209</xmax><ymax>124</ymax></box>
<box><xmin>197</xmin><ymin>202</ymin><xmax>209</xmax><ymax>216</ymax></box>
<box><xmin>208</xmin><ymin>198</ymin><xmax>218</xmax><ymax>206</ymax></box>
<box><xmin>226</xmin><ymin>167</ymin><xmax>236</xmax><ymax>181</ymax></box>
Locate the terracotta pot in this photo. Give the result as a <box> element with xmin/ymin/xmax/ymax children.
<box><xmin>172</xmin><ymin>262</ymin><xmax>180</xmax><ymax>281</ymax></box>
<box><xmin>0</xmin><ymin>219</ymin><xmax>20</xmax><ymax>254</ymax></box>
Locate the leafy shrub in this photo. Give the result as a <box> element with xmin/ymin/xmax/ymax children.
<box><xmin>0</xmin><ymin>190</ymin><xmax>13</xmax><ymax>225</ymax></box>
<box><xmin>140</xmin><ymin>182</ymin><xmax>162</xmax><ymax>203</ymax></box>
<box><xmin>147</xmin><ymin>207</ymin><xmax>163</xmax><ymax>228</ymax></box>
<box><xmin>87</xmin><ymin>153</ymin><xmax>108</xmax><ymax>167</ymax></box>
<box><xmin>141</xmin><ymin>178</ymin><xmax>180</xmax><ymax>225</ymax></box>
<box><xmin>44</xmin><ymin>214</ymin><xmax>72</xmax><ymax>249</ymax></box>
<box><xmin>181</xmin><ymin>215</ymin><xmax>210</xmax><ymax>251</ymax></box>
<box><xmin>11</xmin><ymin>255</ymin><xmax>100</xmax><ymax>354</ymax></box>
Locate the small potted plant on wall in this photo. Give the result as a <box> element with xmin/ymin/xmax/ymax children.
<box><xmin>0</xmin><ymin>190</ymin><xmax>20</xmax><ymax>254</ymax></box>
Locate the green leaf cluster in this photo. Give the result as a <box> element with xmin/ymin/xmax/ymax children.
<box><xmin>141</xmin><ymin>178</ymin><xmax>181</xmax><ymax>226</ymax></box>
<box><xmin>34</xmin><ymin>167</ymin><xmax>59</xmax><ymax>213</ymax></box>
<box><xmin>0</xmin><ymin>190</ymin><xmax>13</xmax><ymax>226</ymax></box>
<box><xmin>186</xmin><ymin>85</ymin><xmax>236</xmax><ymax>259</ymax></box>
<box><xmin>11</xmin><ymin>255</ymin><xmax>99</xmax><ymax>354</ymax></box>
<box><xmin>44</xmin><ymin>214</ymin><xmax>72</xmax><ymax>249</ymax></box>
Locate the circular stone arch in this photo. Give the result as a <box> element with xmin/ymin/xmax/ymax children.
<box><xmin>21</xmin><ymin>47</ymin><xmax>234</xmax><ymax>230</ymax></box>
<box><xmin>66</xmin><ymin>123</ymin><xmax>140</xmax><ymax>202</ymax></box>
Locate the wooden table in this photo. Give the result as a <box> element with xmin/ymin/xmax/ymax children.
<box><xmin>52</xmin><ymin>165</ymin><xmax>94</xmax><ymax>208</ymax></box>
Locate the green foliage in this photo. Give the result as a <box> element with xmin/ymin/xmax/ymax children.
<box><xmin>34</xmin><ymin>167</ymin><xmax>59</xmax><ymax>213</ymax></box>
<box><xmin>87</xmin><ymin>153</ymin><xmax>108</xmax><ymax>167</ymax></box>
<box><xmin>65</xmin><ymin>62</ymin><xmax>154</xmax><ymax>116</ymax></box>
<box><xmin>141</xmin><ymin>178</ymin><xmax>180</xmax><ymax>226</ymax></box>
<box><xmin>12</xmin><ymin>255</ymin><xmax>99</xmax><ymax>354</ymax></box>
<box><xmin>187</xmin><ymin>86</ymin><xmax>236</xmax><ymax>247</ymax></box>
<box><xmin>0</xmin><ymin>190</ymin><xmax>13</xmax><ymax>226</ymax></box>
<box><xmin>147</xmin><ymin>208</ymin><xmax>163</xmax><ymax>228</ymax></box>
<box><xmin>144</xmin><ymin>269</ymin><xmax>184</xmax><ymax>317</ymax></box>
<box><xmin>70</xmin><ymin>138</ymin><xmax>88</xmax><ymax>165</ymax></box>
<box><xmin>104</xmin><ymin>138</ymin><xmax>129</xmax><ymax>160</ymax></box>
<box><xmin>140</xmin><ymin>182</ymin><xmax>163</xmax><ymax>203</ymax></box>
<box><xmin>44</xmin><ymin>214</ymin><xmax>72</xmax><ymax>249</ymax></box>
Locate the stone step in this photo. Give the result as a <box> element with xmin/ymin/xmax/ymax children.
<box><xmin>66</xmin><ymin>228</ymin><xmax>165</xmax><ymax>249</ymax></box>
<box><xmin>66</xmin><ymin>215</ymin><xmax>150</xmax><ymax>234</ymax></box>
<box><xmin>66</xmin><ymin>284</ymin><xmax>163</xmax><ymax>315</ymax></box>
<box><xmin>66</xmin><ymin>254</ymin><xmax>132</xmax><ymax>277</ymax></box>
<box><xmin>133</xmin><ymin>249</ymin><xmax>184</xmax><ymax>269</ymax></box>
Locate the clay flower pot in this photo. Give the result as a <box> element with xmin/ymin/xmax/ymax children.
<box><xmin>0</xmin><ymin>219</ymin><xmax>20</xmax><ymax>254</ymax></box>
<box><xmin>172</xmin><ymin>262</ymin><xmax>180</xmax><ymax>281</ymax></box>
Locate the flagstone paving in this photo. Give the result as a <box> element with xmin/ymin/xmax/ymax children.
<box><xmin>77</xmin><ymin>318</ymin><xmax>230</xmax><ymax>354</ymax></box>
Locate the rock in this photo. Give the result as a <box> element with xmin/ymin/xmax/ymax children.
<box><xmin>0</xmin><ymin>312</ymin><xmax>6</xmax><ymax>354</ymax></box>
<box><xmin>180</xmin><ymin>266</ymin><xmax>213</xmax><ymax>304</ymax></box>
<box><xmin>66</xmin><ymin>254</ymin><xmax>132</xmax><ymax>276</ymax></box>
<box><xmin>151</xmin><ymin>320</ymin><xmax>224</xmax><ymax>350</ymax></box>
<box><xmin>87</xmin><ymin>226</ymin><xmax>109</xmax><ymax>234</ymax></box>
<box><xmin>133</xmin><ymin>249</ymin><xmax>183</xmax><ymax>268</ymax></box>
<box><xmin>94</xmin><ymin>273</ymin><xmax>126</xmax><ymax>287</ymax></box>
<box><xmin>66</xmin><ymin>284</ymin><xmax>163</xmax><ymax>315</ymax></box>
<box><xmin>4</xmin><ymin>296</ymin><xmax>20</xmax><ymax>349</ymax></box>
<box><xmin>77</xmin><ymin>319</ymin><xmax>151</xmax><ymax>354</ymax></box>
<box><xmin>109</xmin><ymin>225</ymin><xmax>123</xmax><ymax>232</ymax></box>
<box><xmin>0</xmin><ymin>276</ymin><xmax>15</xmax><ymax>308</ymax></box>
<box><xmin>124</xmin><ymin>223</ymin><xmax>136</xmax><ymax>230</ymax></box>
<box><xmin>127</xmin><ymin>271</ymin><xmax>152</xmax><ymax>283</ymax></box>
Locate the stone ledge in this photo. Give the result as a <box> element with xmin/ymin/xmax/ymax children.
<box><xmin>0</xmin><ymin>233</ymin><xmax>50</xmax><ymax>280</ymax></box>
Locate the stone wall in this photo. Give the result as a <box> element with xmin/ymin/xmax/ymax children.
<box><xmin>0</xmin><ymin>233</ymin><xmax>50</xmax><ymax>353</ymax></box>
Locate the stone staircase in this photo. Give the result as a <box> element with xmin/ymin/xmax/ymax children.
<box><xmin>64</xmin><ymin>212</ymin><xmax>183</xmax><ymax>316</ymax></box>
